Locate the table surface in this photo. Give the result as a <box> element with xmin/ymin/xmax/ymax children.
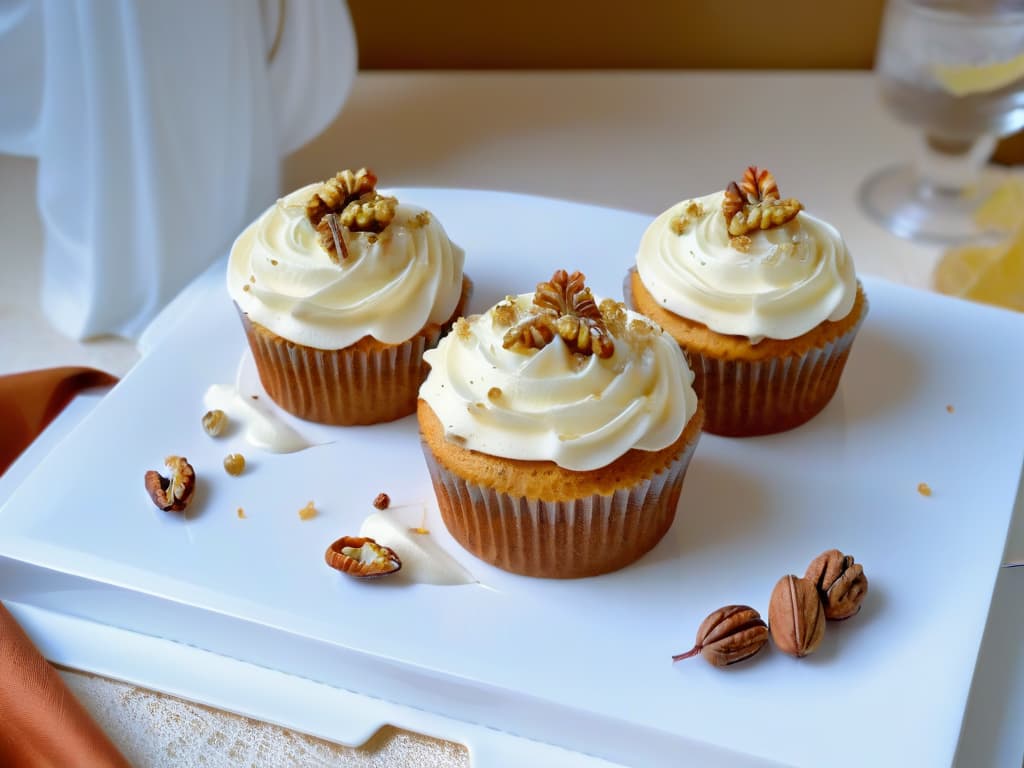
<box><xmin>1</xmin><ymin>71</ymin><xmax>1020</xmax><ymax>767</ymax></box>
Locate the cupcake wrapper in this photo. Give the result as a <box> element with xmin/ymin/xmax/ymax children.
<box><xmin>687</xmin><ymin>309</ymin><xmax>865</xmax><ymax>436</ymax></box>
<box><xmin>624</xmin><ymin>268</ymin><xmax>866</xmax><ymax>437</ymax></box>
<box><xmin>421</xmin><ymin>437</ymin><xmax>699</xmax><ymax>579</ymax></box>
<box><xmin>241</xmin><ymin>315</ymin><xmax>442</xmax><ymax>425</ymax></box>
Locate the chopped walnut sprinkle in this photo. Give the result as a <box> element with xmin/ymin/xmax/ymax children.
<box><xmin>237</xmin><ymin>507</ymin><xmax>246</xmax><ymax>519</ymax></box>
<box><xmin>946</xmin><ymin>404</ymin><xmax>955</xmax><ymax>414</ymax></box>
<box><xmin>454</xmin><ymin>317</ymin><xmax>472</xmax><ymax>341</ymax></box>
<box><xmin>298</xmin><ymin>500</ymin><xmax>317</xmax><ymax>520</ymax></box>
<box><xmin>223</xmin><ymin>453</ymin><xmax>245</xmax><ymax>476</ymax></box>
<box><xmin>491</xmin><ymin>300</ymin><xmax>519</xmax><ymax>328</ymax></box>
<box><xmin>487</xmin><ymin>387</ymin><xmax>503</xmax><ymax>402</ymax></box>
<box><xmin>503</xmin><ymin>270</ymin><xmax>614</xmax><ymax>358</ymax></box>
<box><xmin>373</xmin><ymin>492</ymin><xmax>390</xmax><ymax>510</ymax></box>
<box><xmin>669</xmin><ymin>200</ymin><xmax>704</xmax><ymax>235</ymax></box>
<box><xmin>917</xmin><ymin>482</ymin><xmax>933</xmax><ymax>497</ymax></box>
<box><xmin>202</xmin><ymin>409</ymin><xmax>228</xmax><ymax>437</ymax></box>
<box><xmin>722</xmin><ymin>166</ymin><xmax>803</xmax><ymax>237</ymax></box>
<box><xmin>729</xmin><ymin>235</ymin><xmax>752</xmax><ymax>253</ymax></box>
<box><xmin>410</xmin><ymin>211</ymin><xmax>432</xmax><ymax>228</ymax></box>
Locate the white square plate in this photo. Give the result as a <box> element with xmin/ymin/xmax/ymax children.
<box><xmin>1</xmin><ymin>190</ymin><xmax>1022</xmax><ymax>767</ymax></box>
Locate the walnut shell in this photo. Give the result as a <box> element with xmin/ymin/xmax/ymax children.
<box><xmin>673</xmin><ymin>605</ymin><xmax>769</xmax><ymax>668</ymax></box>
<box><xmin>768</xmin><ymin>575</ymin><xmax>825</xmax><ymax>658</ymax></box>
<box><xmin>805</xmin><ymin>548</ymin><xmax>868</xmax><ymax>620</ymax></box>
<box><xmin>325</xmin><ymin>536</ymin><xmax>401</xmax><ymax>579</ymax></box>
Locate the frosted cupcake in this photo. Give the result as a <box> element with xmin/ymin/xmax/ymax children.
<box><xmin>418</xmin><ymin>269</ymin><xmax>703</xmax><ymax>579</ymax></box>
<box><xmin>628</xmin><ymin>167</ymin><xmax>866</xmax><ymax>436</ymax></box>
<box><xmin>228</xmin><ymin>169</ymin><xmax>470</xmax><ymax>425</ymax></box>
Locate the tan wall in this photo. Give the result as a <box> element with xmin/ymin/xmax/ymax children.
<box><xmin>350</xmin><ymin>1</ymin><xmax>886</xmax><ymax>70</ymax></box>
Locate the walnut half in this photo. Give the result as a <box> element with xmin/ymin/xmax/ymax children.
<box><xmin>722</xmin><ymin>166</ymin><xmax>803</xmax><ymax>238</ymax></box>
<box><xmin>144</xmin><ymin>456</ymin><xmax>195</xmax><ymax>512</ymax></box>
<box><xmin>306</xmin><ymin>168</ymin><xmax>398</xmax><ymax>263</ymax></box>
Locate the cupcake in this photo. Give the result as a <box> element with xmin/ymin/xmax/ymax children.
<box><xmin>228</xmin><ymin>169</ymin><xmax>470</xmax><ymax>425</ymax></box>
<box><xmin>418</xmin><ymin>269</ymin><xmax>703</xmax><ymax>579</ymax></box>
<box><xmin>627</xmin><ymin>166</ymin><xmax>866</xmax><ymax>437</ymax></box>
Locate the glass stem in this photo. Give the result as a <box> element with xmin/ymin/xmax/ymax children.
<box><xmin>914</xmin><ymin>133</ymin><xmax>996</xmax><ymax>198</ymax></box>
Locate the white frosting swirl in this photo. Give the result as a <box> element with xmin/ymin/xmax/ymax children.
<box><xmin>228</xmin><ymin>184</ymin><xmax>465</xmax><ymax>349</ymax></box>
<box><xmin>419</xmin><ymin>295</ymin><xmax>698</xmax><ymax>472</ymax></box>
<box><xmin>635</xmin><ymin>191</ymin><xmax>857</xmax><ymax>343</ymax></box>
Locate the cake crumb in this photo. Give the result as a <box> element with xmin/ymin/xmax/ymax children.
<box><xmin>237</xmin><ymin>507</ymin><xmax>246</xmax><ymax>519</ymax></box>
<box><xmin>946</xmin><ymin>404</ymin><xmax>954</xmax><ymax>414</ymax></box>
<box><xmin>298</xmin><ymin>500</ymin><xmax>317</xmax><ymax>520</ymax></box>
<box><xmin>373</xmin><ymin>492</ymin><xmax>390</xmax><ymax>510</ymax></box>
<box><xmin>917</xmin><ymin>482</ymin><xmax>932</xmax><ymax>497</ymax></box>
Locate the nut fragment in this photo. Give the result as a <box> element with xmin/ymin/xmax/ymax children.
<box><xmin>672</xmin><ymin>605</ymin><xmax>769</xmax><ymax>668</ymax></box>
<box><xmin>223</xmin><ymin>453</ymin><xmax>245</xmax><ymax>476</ymax></box>
<box><xmin>373</xmin><ymin>492</ymin><xmax>390</xmax><ymax>510</ymax></box>
<box><xmin>503</xmin><ymin>270</ymin><xmax>614</xmax><ymax>358</ymax></box>
<box><xmin>202</xmin><ymin>409</ymin><xmax>228</xmax><ymax>437</ymax></box>
<box><xmin>768</xmin><ymin>575</ymin><xmax>826</xmax><ymax>658</ymax></box>
<box><xmin>722</xmin><ymin>166</ymin><xmax>803</xmax><ymax>237</ymax></box>
<box><xmin>144</xmin><ymin>456</ymin><xmax>195</xmax><ymax>512</ymax></box>
<box><xmin>298</xmin><ymin>500</ymin><xmax>317</xmax><ymax>520</ymax></box>
<box><xmin>805</xmin><ymin>549</ymin><xmax>868</xmax><ymax>621</ymax></box>
<box><xmin>325</xmin><ymin>536</ymin><xmax>401</xmax><ymax>579</ymax></box>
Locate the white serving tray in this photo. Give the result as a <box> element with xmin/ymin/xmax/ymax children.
<box><xmin>1</xmin><ymin>190</ymin><xmax>1022</xmax><ymax>768</ymax></box>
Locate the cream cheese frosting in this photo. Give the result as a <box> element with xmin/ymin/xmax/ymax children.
<box><xmin>635</xmin><ymin>191</ymin><xmax>857</xmax><ymax>343</ymax></box>
<box><xmin>228</xmin><ymin>183</ymin><xmax>465</xmax><ymax>350</ymax></box>
<box><xmin>419</xmin><ymin>294</ymin><xmax>698</xmax><ymax>472</ymax></box>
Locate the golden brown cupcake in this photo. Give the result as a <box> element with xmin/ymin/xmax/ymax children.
<box><xmin>628</xmin><ymin>167</ymin><xmax>867</xmax><ymax>436</ymax></box>
<box><xmin>228</xmin><ymin>169</ymin><xmax>470</xmax><ymax>425</ymax></box>
<box><xmin>418</xmin><ymin>270</ymin><xmax>703</xmax><ymax>579</ymax></box>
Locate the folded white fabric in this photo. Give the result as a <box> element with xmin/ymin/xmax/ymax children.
<box><xmin>0</xmin><ymin>0</ymin><xmax>356</xmax><ymax>340</ymax></box>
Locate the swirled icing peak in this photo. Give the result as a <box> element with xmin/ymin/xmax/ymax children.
<box><xmin>228</xmin><ymin>173</ymin><xmax>465</xmax><ymax>350</ymax></box>
<box><xmin>420</xmin><ymin>271</ymin><xmax>698</xmax><ymax>472</ymax></box>
<box><xmin>635</xmin><ymin>169</ymin><xmax>856</xmax><ymax>343</ymax></box>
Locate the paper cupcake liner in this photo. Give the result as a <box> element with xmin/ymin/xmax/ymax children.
<box><xmin>237</xmin><ymin>278</ymin><xmax>471</xmax><ymax>426</ymax></box>
<box><xmin>421</xmin><ymin>437</ymin><xmax>699</xmax><ymax>579</ymax></box>
<box><xmin>685</xmin><ymin>307</ymin><xmax>865</xmax><ymax>436</ymax></box>
<box><xmin>241</xmin><ymin>314</ymin><xmax>442</xmax><ymax>425</ymax></box>
<box><xmin>624</xmin><ymin>269</ymin><xmax>866</xmax><ymax>436</ymax></box>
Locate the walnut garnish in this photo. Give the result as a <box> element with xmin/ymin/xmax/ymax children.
<box><xmin>306</xmin><ymin>168</ymin><xmax>398</xmax><ymax>263</ymax></box>
<box><xmin>325</xmin><ymin>536</ymin><xmax>401</xmax><ymax>579</ymax></box>
<box><xmin>669</xmin><ymin>200</ymin><xmax>704</xmax><ymax>235</ymax></box>
<box><xmin>722</xmin><ymin>166</ymin><xmax>803</xmax><ymax>237</ymax></box>
<box><xmin>145</xmin><ymin>456</ymin><xmax>195</xmax><ymax>513</ymax></box>
<box><xmin>202</xmin><ymin>409</ymin><xmax>227</xmax><ymax>437</ymax></box>
<box><xmin>729</xmin><ymin>235</ymin><xmax>752</xmax><ymax>253</ymax></box>
<box><xmin>503</xmin><ymin>270</ymin><xmax>614</xmax><ymax>358</ymax></box>
<box><xmin>487</xmin><ymin>387</ymin><xmax>503</xmax><ymax>402</ymax></box>
<box><xmin>917</xmin><ymin>482</ymin><xmax>932</xmax><ymax>497</ymax></box>
<box><xmin>453</xmin><ymin>317</ymin><xmax>472</xmax><ymax>341</ymax></box>
<box><xmin>298</xmin><ymin>500</ymin><xmax>318</xmax><ymax>520</ymax></box>
<box><xmin>223</xmin><ymin>453</ymin><xmax>245</xmax><ymax>476</ymax></box>
<box><xmin>490</xmin><ymin>299</ymin><xmax>519</xmax><ymax>328</ymax></box>
<box><xmin>372</xmin><ymin>492</ymin><xmax>390</xmax><ymax>510</ymax></box>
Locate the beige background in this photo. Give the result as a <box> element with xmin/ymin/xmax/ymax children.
<box><xmin>348</xmin><ymin>0</ymin><xmax>885</xmax><ymax>70</ymax></box>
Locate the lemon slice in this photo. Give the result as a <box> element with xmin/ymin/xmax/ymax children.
<box><xmin>934</xmin><ymin>176</ymin><xmax>1024</xmax><ymax>310</ymax></box>
<box><xmin>935</xmin><ymin>233</ymin><xmax>1024</xmax><ymax>310</ymax></box>
<box><xmin>934</xmin><ymin>52</ymin><xmax>1024</xmax><ymax>96</ymax></box>
<box><xmin>973</xmin><ymin>177</ymin><xmax>1024</xmax><ymax>233</ymax></box>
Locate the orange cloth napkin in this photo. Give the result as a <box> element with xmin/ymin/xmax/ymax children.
<box><xmin>0</xmin><ymin>367</ymin><xmax>129</xmax><ymax>766</ymax></box>
<box><xmin>0</xmin><ymin>367</ymin><xmax>117</xmax><ymax>475</ymax></box>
